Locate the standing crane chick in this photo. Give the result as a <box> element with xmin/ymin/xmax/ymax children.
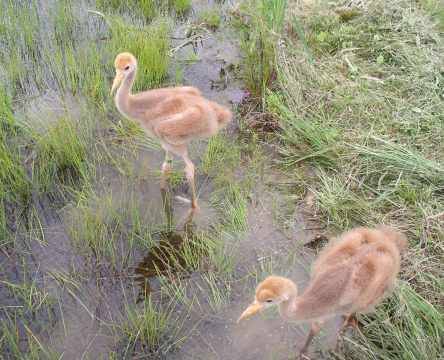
<box><xmin>238</xmin><ymin>226</ymin><xmax>407</xmax><ymax>357</ymax></box>
<box><xmin>111</xmin><ymin>52</ymin><xmax>232</xmax><ymax>211</ymax></box>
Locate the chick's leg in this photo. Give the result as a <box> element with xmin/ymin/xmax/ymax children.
<box><xmin>299</xmin><ymin>321</ymin><xmax>323</xmax><ymax>358</ymax></box>
<box><xmin>160</xmin><ymin>150</ymin><xmax>172</xmax><ymax>190</ymax></box>
<box><xmin>182</xmin><ymin>151</ymin><xmax>199</xmax><ymax>211</ymax></box>
<box><xmin>335</xmin><ymin>313</ymin><xmax>359</xmax><ymax>352</ymax></box>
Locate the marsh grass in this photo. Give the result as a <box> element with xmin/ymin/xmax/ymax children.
<box><xmin>169</xmin><ymin>0</ymin><xmax>192</xmax><ymax>16</ymax></box>
<box><xmin>0</xmin><ymin>88</ymin><xmax>31</xmax><ymax>205</ymax></box>
<box><xmin>201</xmin><ymin>134</ymin><xmax>241</xmax><ymax>177</ymax></box>
<box><xmin>198</xmin><ymin>9</ymin><xmax>222</xmax><ymax>30</ymax></box>
<box><xmin>201</xmin><ymin>134</ymin><xmax>249</xmax><ymax>233</ymax></box>
<box><xmin>0</xmin><ymin>316</ymin><xmax>60</xmax><ymax>360</ymax></box>
<box><xmin>23</xmin><ymin>115</ymin><xmax>92</xmax><ymax>192</ymax></box>
<box><xmin>0</xmin><ymin>86</ymin><xmax>16</xmax><ymax>133</ymax></box>
<box><xmin>0</xmin><ymin>278</ymin><xmax>51</xmax><ymax>315</ymax></box>
<box><xmin>0</xmin><ymin>1</ymin><xmax>40</xmax><ymax>95</ymax></box>
<box><xmin>196</xmin><ymin>271</ymin><xmax>232</xmax><ymax>313</ymax></box>
<box><xmin>342</xmin><ymin>282</ymin><xmax>443</xmax><ymax>360</ymax></box>
<box><xmin>0</xmin><ymin>200</ymin><xmax>7</xmax><ymax>242</ymax></box>
<box><xmin>419</xmin><ymin>0</ymin><xmax>444</xmax><ymax>30</ymax></box>
<box><xmin>113</xmin><ymin>118</ymin><xmax>161</xmax><ymax>152</ymax></box>
<box><xmin>96</xmin><ymin>0</ymin><xmax>190</xmax><ymax>19</ymax></box>
<box><xmin>213</xmin><ymin>183</ymin><xmax>248</xmax><ymax>232</ymax></box>
<box><xmin>267</xmin><ymin>91</ymin><xmax>339</xmax><ymax>168</ymax></box>
<box><xmin>68</xmin><ymin>192</ymin><xmax>122</xmax><ymax>263</ymax></box>
<box><xmin>0</xmin><ymin>260</ymin><xmax>58</xmax><ymax>359</ymax></box>
<box><xmin>96</xmin><ymin>0</ymin><xmax>158</xmax><ymax>21</ymax></box>
<box><xmin>118</xmin><ymin>296</ymin><xmax>188</xmax><ymax>357</ymax></box>
<box><xmin>68</xmin><ymin>187</ymin><xmax>159</xmax><ymax>267</ymax></box>
<box><xmin>310</xmin><ymin>171</ymin><xmax>381</xmax><ymax>229</ymax></box>
<box><xmin>159</xmin><ymin>274</ymin><xmax>195</xmax><ymax>309</ymax></box>
<box><xmin>234</xmin><ymin>0</ymin><xmax>288</xmax><ymax>99</ymax></box>
<box><xmin>350</xmin><ymin>137</ymin><xmax>444</xmax><ymax>187</ymax></box>
<box><xmin>0</xmin><ymin>138</ymin><xmax>31</xmax><ymax>204</ymax></box>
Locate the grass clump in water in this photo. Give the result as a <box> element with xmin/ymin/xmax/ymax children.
<box><xmin>118</xmin><ymin>298</ymin><xmax>184</xmax><ymax>358</ymax></box>
<box><xmin>169</xmin><ymin>0</ymin><xmax>191</xmax><ymax>16</ymax></box>
<box><xmin>234</xmin><ymin>0</ymin><xmax>288</xmax><ymax>99</ymax></box>
<box><xmin>68</xmin><ymin>188</ymin><xmax>156</xmax><ymax>267</ymax></box>
<box><xmin>0</xmin><ymin>317</ymin><xmax>60</xmax><ymax>360</ymax></box>
<box><xmin>0</xmin><ymin>139</ymin><xmax>30</xmax><ymax>204</ymax></box>
<box><xmin>201</xmin><ymin>134</ymin><xmax>241</xmax><ymax>177</ymax></box>
<box><xmin>0</xmin><ymin>265</ymin><xmax>59</xmax><ymax>359</ymax></box>
<box><xmin>21</xmin><ymin>114</ymin><xmax>92</xmax><ymax>192</ymax></box>
<box><xmin>198</xmin><ymin>9</ymin><xmax>222</xmax><ymax>30</ymax></box>
<box><xmin>0</xmin><ymin>88</ymin><xmax>31</xmax><ymax>205</ymax></box>
<box><xmin>96</xmin><ymin>0</ymin><xmax>158</xmax><ymax>20</ymax></box>
<box><xmin>215</xmin><ymin>183</ymin><xmax>248</xmax><ymax>232</ymax></box>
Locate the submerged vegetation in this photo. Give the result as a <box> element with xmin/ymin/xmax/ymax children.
<box><xmin>0</xmin><ymin>0</ymin><xmax>442</xmax><ymax>359</ymax></box>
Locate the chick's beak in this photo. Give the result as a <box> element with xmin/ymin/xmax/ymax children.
<box><xmin>237</xmin><ymin>301</ymin><xmax>264</xmax><ymax>323</ymax></box>
<box><xmin>111</xmin><ymin>70</ymin><xmax>124</xmax><ymax>95</ymax></box>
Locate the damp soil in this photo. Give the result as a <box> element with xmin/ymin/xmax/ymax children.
<box><xmin>0</xmin><ymin>1</ymin><xmax>341</xmax><ymax>359</ymax></box>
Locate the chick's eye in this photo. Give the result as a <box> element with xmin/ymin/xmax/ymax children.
<box><xmin>266</xmin><ymin>299</ymin><xmax>273</xmax><ymax>303</ymax></box>
<box><xmin>124</xmin><ymin>65</ymin><xmax>130</xmax><ymax>70</ymax></box>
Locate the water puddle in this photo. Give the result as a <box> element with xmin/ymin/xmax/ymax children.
<box><xmin>170</xmin><ymin>1</ymin><xmax>247</xmax><ymax>107</ymax></box>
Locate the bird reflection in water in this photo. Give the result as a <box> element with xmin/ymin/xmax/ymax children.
<box><xmin>134</xmin><ymin>188</ymin><xmax>196</xmax><ymax>303</ymax></box>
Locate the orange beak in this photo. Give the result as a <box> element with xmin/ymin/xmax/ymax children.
<box><xmin>237</xmin><ymin>301</ymin><xmax>264</xmax><ymax>323</ymax></box>
<box><xmin>110</xmin><ymin>70</ymin><xmax>124</xmax><ymax>95</ymax></box>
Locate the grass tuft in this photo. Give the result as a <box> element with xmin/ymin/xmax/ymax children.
<box><xmin>199</xmin><ymin>9</ymin><xmax>222</xmax><ymax>30</ymax></box>
<box><xmin>350</xmin><ymin>137</ymin><xmax>444</xmax><ymax>187</ymax></box>
<box><xmin>235</xmin><ymin>0</ymin><xmax>288</xmax><ymax>99</ymax></box>
<box><xmin>343</xmin><ymin>282</ymin><xmax>443</xmax><ymax>360</ymax></box>
<box><xmin>96</xmin><ymin>0</ymin><xmax>158</xmax><ymax>21</ymax></box>
<box><xmin>24</xmin><ymin>115</ymin><xmax>91</xmax><ymax>191</ymax></box>
<box><xmin>119</xmin><ymin>297</ymin><xmax>184</xmax><ymax>357</ymax></box>
<box><xmin>169</xmin><ymin>0</ymin><xmax>191</xmax><ymax>16</ymax></box>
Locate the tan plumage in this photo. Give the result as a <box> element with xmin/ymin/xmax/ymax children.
<box><xmin>111</xmin><ymin>52</ymin><xmax>232</xmax><ymax>211</ymax></box>
<box><xmin>238</xmin><ymin>226</ymin><xmax>407</xmax><ymax>356</ymax></box>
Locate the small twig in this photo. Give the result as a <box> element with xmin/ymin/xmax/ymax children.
<box><xmin>344</xmin><ymin>55</ymin><xmax>358</xmax><ymax>73</ymax></box>
<box><xmin>175</xmin><ymin>195</ymin><xmax>191</xmax><ymax>204</ymax></box>
<box><xmin>340</xmin><ymin>47</ymin><xmax>361</xmax><ymax>54</ymax></box>
<box><xmin>87</xmin><ymin>9</ymin><xmax>111</xmax><ymax>27</ymax></box>
<box><xmin>361</xmin><ymin>75</ymin><xmax>384</xmax><ymax>84</ymax></box>
<box><xmin>169</xmin><ymin>34</ymin><xmax>206</xmax><ymax>56</ymax></box>
<box><xmin>303</xmin><ymin>226</ymin><xmax>326</xmax><ymax>231</ymax></box>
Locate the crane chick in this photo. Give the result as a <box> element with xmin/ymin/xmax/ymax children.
<box><xmin>111</xmin><ymin>52</ymin><xmax>232</xmax><ymax>212</ymax></box>
<box><xmin>238</xmin><ymin>226</ymin><xmax>407</xmax><ymax>356</ymax></box>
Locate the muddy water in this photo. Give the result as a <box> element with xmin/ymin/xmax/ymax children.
<box><xmin>171</xmin><ymin>0</ymin><xmax>246</xmax><ymax>108</ymax></box>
